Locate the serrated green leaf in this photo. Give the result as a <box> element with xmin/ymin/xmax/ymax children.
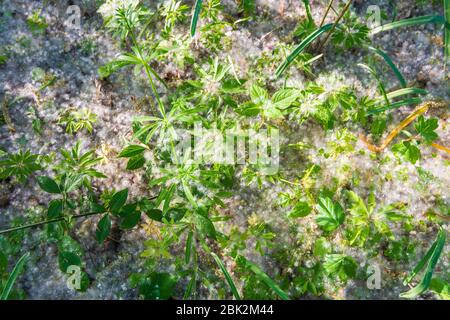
<box><xmin>315</xmin><ymin>197</ymin><xmax>345</xmax><ymax>232</ymax></box>
<box><xmin>414</xmin><ymin>115</ymin><xmax>438</xmax><ymax>144</ymax></box>
<box><xmin>323</xmin><ymin>254</ymin><xmax>358</xmax><ymax>282</ymax></box>
<box><xmin>288</xmin><ymin>201</ymin><xmax>312</xmax><ymax>218</ymax></box>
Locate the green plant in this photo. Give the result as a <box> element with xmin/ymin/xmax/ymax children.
<box><xmin>0</xmin><ymin>150</ymin><xmax>42</xmax><ymax>183</ymax></box>
<box><xmin>0</xmin><ymin>252</ymin><xmax>29</xmax><ymax>300</ymax></box>
<box><xmin>400</xmin><ymin>228</ymin><xmax>446</xmax><ymax>298</ymax></box>
<box><xmin>26</xmin><ymin>11</ymin><xmax>48</xmax><ymax>35</ymax></box>
<box><xmin>59</xmin><ymin>108</ymin><xmax>97</xmax><ymax>134</ymax></box>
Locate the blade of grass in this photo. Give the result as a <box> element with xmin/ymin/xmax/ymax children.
<box><xmin>210</xmin><ymin>252</ymin><xmax>241</xmax><ymax>300</ymax></box>
<box><xmin>369</xmin><ymin>46</ymin><xmax>407</xmax><ymax>88</ymax></box>
<box><xmin>370</xmin><ymin>15</ymin><xmax>446</xmax><ymax>35</ymax></box>
<box><xmin>276</xmin><ymin>23</ymin><xmax>333</xmax><ymax>77</ymax></box>
<box><xmin>190</xmin><ymin>0</ymin><xmax>203</xmax><ymax>37</ymax></box>
<box><xmin>0</xmin><ymin>252</ymin><xmax>30</xmax><ymax>300</ymax></box>
<box><xmin>400</xmin><ymin>228</ymin><xmax>446</xmax><ymax>298</ymax></box>
<box><xmin>238</xmin><ymin>256</ymin><xmax>290</xmax><ymax>300</ymax></box>
<box><xmin>374</xmin><ymin>87</ymin><xmax>428</xmax><ymax>103</ymax></box>
<box><xmin>302</xmin><ymin>0</ymin><xmax>314</xmax><ymax>24</ymax></box>
<box><xmin>368</xmin><ymin>97</ymin><xmax>422</xmax><ymax>115</ymax></box>
<box><xmin>358</xmin><ymin>63</ymin><xmax>390</xmax><ymax>108</ymax></box>
<box><xmin>183</xmin><ymin>273</ymin><xmax>196</xmax><ymax>299</ymax></box>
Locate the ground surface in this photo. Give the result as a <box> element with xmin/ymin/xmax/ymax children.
<box><xmin>0</xmin><ymin>0</ymin><xmax>448</xmax><ymax>299</ymax></box>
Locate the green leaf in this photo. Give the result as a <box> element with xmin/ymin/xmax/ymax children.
<box><xmin>369</xmin><ymin>46</ymin><xmax>407</xmax><ymax>88</ymax></box>
<box><xmin>58</xmin><ymin>251</ymin><xmax>81</xmax><ymax>273</ymax></box>
<box><xmin>287</xmin><ymin>201</ymin><xmax>312</xmax><ymax>218</ymax></box>
<box><xmin>47</xmin><ymin>199</ymin><xmax>64</xmax><ymax>218</ymax></box>
<box><xmin>0</xmin><ymin>251</ymin><xmax>7</xmax><ymax>273</ymax></box>
<box><xmin>37</xmin><ymin>176</ymin><xmax>61</xmax><ymax>194</ymax></box>
<box><xmin>145</xmin><ymin>208</ymin><xmax>163</xmax><ymax>222</ymax></box>
<box><xmin>414</xmin><ymin>115</ymin><xmax>438</xmax><ymax>144</ymax></box>
<box><xmin>185</xmin><ymin>230</ymin><xmax>193</xmax><ymax>264</ymax></box>
<box><xmin>400</xmin><ymin>228</ymin><xmax>446</xmax><ymax>298</ymax></box>
<box><xmin>383</xmin><ymin>88</ymin><xmax>428</xmax><ymax>101</ymax></box>
<box><xmin>370</xmin><ymin>15</ymin><xmax>446</xmax><ymax>35</ymax></box>
<box><xmin>276</xmin><ymin>23</ymin><xmax>333</xmax><ymax>77</ymax></box>
<box><xmin>315</xmin><ymin>197</ymin><xmax>345</xmax><ymax>232</ymax></box>
<box><xmin>323</xmin><ymin>254</ymin><xmax>358</xmax><ymax>282</ymax></box>
<box><xmin>194</xmin><ymin>214</ymin><xmax>216</xmax><ymax>240</ymax></box>
<box><xmin>139</xmin><ymin>272</ymin><xmax>177</xmax><ymax>300</ymax></box>
<box><xmin>368</xmin><ymin>97</ymin><xmax>422</xmax><ymax>115</ymax></box>
<box><xmin>118</xmin><ymin>145</ymin><xmax>146</xmax><ymax>158</ymax></box>
<box><xmin>429</xmin><ymin>278</ymin><xmax>450</xmax><ymax>300</ymax></box>
<box><xmin>249</xmin><ymin>84</ymin><xmax>269</xmax><ymax>104</ymax></box>
<box><xmin>392</xmin><ymin>141</ymin><xmax>421</xmax><ymax>164</ymax></box>
<box><xmin>313</xmin><ymin>237</ymin><xmax>331</xmax><ymax>257</ymax></box>
<box><xmin>96</xmin><ymin>214</ymin><xmax>111</xmax><ymax>243</ymax></box>
<box><xmin>190</xmin><ymin>0</ymin><xmax>203</xmax><ymax>37</ymax></box>
<box><xmin>126</xmin><ymin>155</ymin><xmax>146</xmax><ymax>170</ymax></box>
<box><xmin>109</xmin><ymin>188</ymin><xmax>128</xmax><ymax>213</ymax></box>
<box><xmin>0</xmin><ymin>252</ymin><xmax>30</xmax><ymax>300</ymax></box>
<box><xmin>237</xmin><ymin>255</ymin><xmax>290</xmax><ymax>300</ymax></box>
<box><xmin>211</xmin><ymin>252</ymin><xmax>241</xmax><ymax>300</ymax></box>
<box><xmin>272</xmin><ymin>89</ymin><xmax>300</xmax><ymax>109</ymax></box>
<box><xmin>120</xmin><ymin>211</ymin><xmax>141</xmax><ymax>229</ymax></box>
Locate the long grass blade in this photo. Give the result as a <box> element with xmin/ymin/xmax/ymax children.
<box><xmin>276</xmin><ymin>23</ymin><xmax>333</xmax><ymax>77</ymax></box>
<box><xmin>210</xmin><ymin>252</ymin><xmax>241</xmax><ymax>300</ymax></box>
<box><xmin>0</xmin><ymin>252</ymin><xmax>30</xmax><ymax>300</ymax></box>
<box><xmin>190</xmin><ymin>0</ymin><xmax>203</xmax><ymax>37</ymax></box>
<box><xmin>239</xmin><ymin>256</ymin><xmax>290</xmax><ymax>300</ymax></box>
<box><xmin>370</xmin><ymin>15</ymin><xmax>446</xmax><ymax>35</ymax></box>
<box><xmin>358</xmin><ymin>63</ymin><xmax>390</xmax><ymax>107</ymax></box>
<box><xmin>369</xmin><ymin>46</ymin><xmax>407</xmax><ymax>88</ymax></box>
<box><xmin>368</xmin><ymin>97</ymin><xmax>422</xmax><ymax>115</ymax></box>
<box><xmin>375</xmin><ymin>87</ymin><xmax>428</xmax><ymax>103</ymax></box>
<box><xmin>400</xmin><ymin>228</ymin><xmax>446</xmax><ymax>298</ymax></box>
<box><xmin>302</xmin><ymin>0</ymin><xmax>314</xmax><ymax>24</ymax></box>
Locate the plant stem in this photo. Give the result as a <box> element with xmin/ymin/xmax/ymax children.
<box><xmin>319</xmin><ymin>0</ymin><xmax>335</xmax><ymax>27</ymax></box>
<box><xmin>125</xmin><ymin>17</ymin><xmax>165</xmax><ymax>116</ymax></box>
<box><xmin>0</xmin><ymin>212</ymin><xmax>101</xmax><ymax>235</ymax></box>
<box><xmin>360</xmin><ymin>101</ymin><xmax>448</xmax><ymax>153</ymax></box>
<box><xmin>317</xmin><ymin>0</ymin><xmax>353</xmax><ymax>51</ymax></box>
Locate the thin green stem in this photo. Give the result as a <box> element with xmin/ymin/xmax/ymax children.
<box><xmin>124</xmin><ymin>16</ymin><xmax>165</xmax><ymax>116</ymax></box>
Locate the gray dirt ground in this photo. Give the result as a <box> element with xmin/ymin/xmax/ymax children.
<box><xmin>0</xmin><ymin>0</ymin><xmax>448</xmax><ymax>299</ymax></box>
